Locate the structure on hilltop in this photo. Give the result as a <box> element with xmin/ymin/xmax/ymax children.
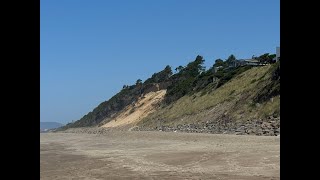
<box><xmin>276</xmin><ymin>47</ymin><xmax>280</xmax><ymax>62</ymax></box>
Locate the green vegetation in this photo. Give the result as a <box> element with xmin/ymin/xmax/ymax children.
<box><xmin>138</xmin><ymin>63</ymin><xmax>280</xmax><ymax>128</ymax></box>
<box><xmin>164</xmin><ymin>55</ymin><xmax>205</xmax><ymax>104</ymax></box>
<box><xmin>60</xmin><ymin>65</ymin><xmax>173</xmax><ymax>129</ymax></box>
<box><xmin>164</xmin><ymin>55</ymin><xmax>253</xmax><ymax>104</ymax></box>
<box><xmin>144</xmin><ymin>65</ymin><xmax>172</xmax><ymax>84</ymax></box>
<box><xmin>253</xmin><ymin>61</ymin><xmax>280</xmax><ymax>102</ymax></box>
<box><xmin>254</xmin><ymin>53</ymin><xmax>277</xmax><ymax>64</ymax></box>
<box><xmin>225</xmin><ymin>54</ymin><xmax>236</xmax><ymax>67</ymax></box>
<box><xmin>59</xmin><ymin>52</ymin><xmax>280</xmax><ymax>131</ymax></box>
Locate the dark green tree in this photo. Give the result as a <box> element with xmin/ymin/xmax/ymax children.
<box><xmin>136</xmin><ymin>79</ymin><xmax>142</xmax><ymax>85</ymax></box>
<box><xmin>175</xmin><ymin>66</ymin><xmax>184</xmax><ymax>73</ymax></box>
<box><xmin>257</xmin><ymin>53</ymin><xmax>269</xmax><ymax>64</ymax></box>
<box><xmin>144</xmin><ymin>65</ymin><xmax>173</xmax><ymax>84</ymax></box>
<box><xmin>163</xmin><ymin>65</ymin><xmax>173</xmax><ymax>78</ymax></box>
<box><xmin>184</xmin><ymin>55</ymin><xmax>205</xmax><ymax>77</ymax></box>
<box><xmin>225</xmin><ymin>54</ymin><xmax>236</xmax><ymax>67</ymax></box>
<box><xmin>268</xmin><ymin>54</ymin><xmax>276</xmax><ymax>63</ymax></box>
<box><xmin>135</xmin><ymin>79</ymin><xmax>143</xmax><ymax>96</ymax></box>
<box><xmin>226</xmin><ymin>54</ymin><xmax>236</xmax><ymax>62</ymax></box>
<box><xmin>256</xmin><ymin>53</ymin><xmax>276</xmax><ymax>64</ymax></box>
<box><xmin>213</xmin><ymin>59</ymin><xmax>224</xmax><ymax>67</ymax></box>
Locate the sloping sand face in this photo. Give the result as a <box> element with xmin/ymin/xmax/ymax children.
<box><xmin>41</xmin><ymin>132</ymin><xmax>280</xmax><ymax>180</ymax></box>
<box><xmin>102</xmin><ymin>90</ymin><xmax>166</xmax><ymax>128</ymax></box>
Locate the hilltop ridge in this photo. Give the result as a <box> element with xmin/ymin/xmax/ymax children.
<box><xmin>59</xmin><ymin>53</ymin><xmax>280</xmax><ymax>136</ymax></box>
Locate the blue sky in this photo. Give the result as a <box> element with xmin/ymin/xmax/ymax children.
<box><xmin>40</xmin><ymin>0</ymin><xmax>279</xmax><ymax>124</ymax></box>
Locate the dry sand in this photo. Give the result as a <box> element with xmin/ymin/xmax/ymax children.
<box><xmin>102</xmin><ymin>90</ymin><xmax>166</xmax><ymax>128</ymax></box>
<box><xmin>41</xmin><ymin>131</ymin><xmax>280</xmax><ymax>180</ymax></box>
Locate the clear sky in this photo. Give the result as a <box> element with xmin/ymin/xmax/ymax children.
<box><xmin>40</xmin><ymin>0</ymin><xmax>279</xmax><ymax>124</ymax></box>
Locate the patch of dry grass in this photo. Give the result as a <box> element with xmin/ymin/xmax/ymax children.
<box><xmin>139</xmin><ymin>65</ymin><xmax>278</xmax><ymax>127</ymax></box>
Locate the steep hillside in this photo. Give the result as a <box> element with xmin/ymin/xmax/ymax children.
<box><xmin>59</xmin><ymin>53</ymin><xmax>280</xmax><ymax>136</ymax></box>
<box><xmin>59</xmin><ymin>65</ymin><xmax>173</xmax><ymax>130</ymax></box>
<box><xmin>136</xmin><ymin>62</ymin><xmax>280</xmax><ymax>135</ymax></box>
<box><xmin>101</xmin><ymin>90</ymin><xmax>166</xmax><ymax>129</ymax></box>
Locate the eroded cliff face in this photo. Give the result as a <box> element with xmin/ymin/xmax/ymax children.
<box><xmin>101</xmin><ymin>90</ymin><xmax>166</xmax><ymax>128</ymax></box>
